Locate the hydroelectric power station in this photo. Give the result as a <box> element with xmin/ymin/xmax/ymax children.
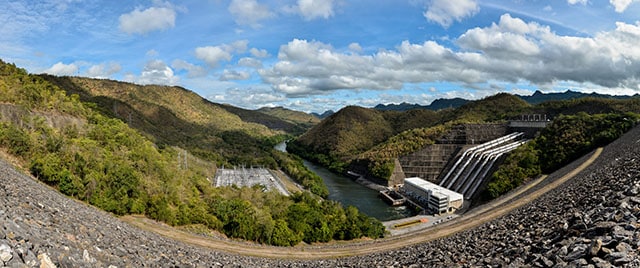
<box><xmin>378</xmin><ymin>116</ymin><xmax>550</xmax><ymax>216</ymax></box>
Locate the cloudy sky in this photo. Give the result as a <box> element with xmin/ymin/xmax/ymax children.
<box><xmin>2</xmin><ymin>0</ymin><xmax>640</xmax><ymax>113</ymax></box>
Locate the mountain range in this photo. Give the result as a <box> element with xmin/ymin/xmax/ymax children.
<box><xmin>331</xmin><ymin>90</ymin><xmax>639</xmax><ymax>116</ymax></box>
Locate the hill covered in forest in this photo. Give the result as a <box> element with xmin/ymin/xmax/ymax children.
<box><xmin>289</xmin><ymin>92</ymin><xmax>640</xmax><ymax>186</ymax></box>
<box><xmin>369</xmin><ymin>90</ymin><xmax>639</xmax><ymax>113</ymax></box>
<box><xmin>0</xmin><ymin>60</ymin><xmax>383</xmax><ymax>247</ymax></box>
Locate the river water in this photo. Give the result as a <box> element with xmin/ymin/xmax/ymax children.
<box><xmin>275</xmin><ymin>142</ymin><xmax>412</xmax><ymax>221</ymax></box>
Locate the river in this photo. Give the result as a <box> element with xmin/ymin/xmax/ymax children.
<box><xmin>275</xmin><ymin>142</ymin><xmax>412</xmax><ymax>221</ymax></box>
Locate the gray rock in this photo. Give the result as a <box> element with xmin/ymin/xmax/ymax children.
<box><xmin>587</xmin><ymin>239</ymin><xmax>602</xmax><ymax>256</ymax></box>
<box><xmin>591</xmin><ymin>257</ymin><xmax>612</xmax><ymax>268</ymax></box>
<box><xmin>82</xmin><ymin>249</ymin><xmax>95</xmax><ymax>263</ymax></box>
<box><xmin>0</xmin><ymin>243</ymin><xmax>13</xmax><ymax>262</ymax></box>
<box><xmin>613</xmin><ymin>256</ymin><xmax>631</xmax><ymax>266</ymax></box>
<box><xmin>37</xmin><ymin>253</ymin><xmax>56</xmax><ymax>268</ymax></box>
<box><xmin>565</xmin><ymin>246</ymin><xmax>587</xmax><ymax>262</ymax></box>
<box><xmin>615</xmin><ymin>241</ymin><xmax>631</xmax><ymax>253</ymax></box>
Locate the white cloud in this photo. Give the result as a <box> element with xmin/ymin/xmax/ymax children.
<box><xmin>228</xmin><ymin>0</ymin><xmax>273</xmax><ymax>27</ymax></box>
<box><xmin>238</xmin><ymin>57</ymin><xmax>263</xmax><ymax>68</ymax></box>
<box><xmin>294</xmin><ymin>0</ymin><xmax>335</xmax><ymax>20</ymax></box>
<box><xmin>348</xmin><ymin>43</ymin><xmax>362</xmax><ymax>53</ymax></box>
<box><xmin>195</xmin><ymin>46</ymin><xmax>232</xmax><ymax>67</ymax></box>
<box><xmin>208</xmin><ymin>86</ymin><xmax>286</xmax><ymax>108</ymax></box>
<box><xmin>119</xmin><ymin>6</ymin><xmax>176</xmax><ymax>34</ymax></box>
<box><xmin>424</xmin><ymin>0</ymin><xmax>479</xmax><ymax>28</ymax></box>
<box><xmin>259</xmin><ymin>16</ymin><xmax>640</xmax><ymax>97</ymax></box>
<box><xmin>171</xmin><ymin>59</ymin><xmax>207</xmax><ymax>78</ymax></box>
<box><xmin>146</xmin><ymin>49</ymin><xmax>159</xmax><ymax>57</ymax></box>
<box><xmin>250</xmin><ymin>47</ymin><xmax>269</xmax><ymax>58</ymax></box>
<box><xmin>194</xmin><ymin>40</ymin><xmax>249</xmax><ymax>67</ymax></box>
<box><xmin>567</xmin><ymin>0</ymin><xmax>587</xmax><ymax>5</ymax></box>
<box><xmin>85</xmin><ymin>62</ymin><xmax>122</xmax><ymax>78</ymax></box>
<box><xmin>43</xmin><ymin>62</ymin><xmax>78</xmax><ymax>76</ymax></box>
<box><xmin>609</xmin><ymin>0</ymin><xmax>637</xmax><ymax>12</ymax></box>
<box><xmin>125</xmin><ymin>60</ymin><xmax>179</xmax><ymax>85</ymax></box>
<box><xmin>219</xmin><ymin>69</ymin><xmax>251</xmax><ymax>81</ymax></box>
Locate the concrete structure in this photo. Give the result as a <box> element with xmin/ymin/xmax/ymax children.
<box><xmin>214</xmin><ymin>167</ymin><xmax>290</xmax><ymax>196</ymax></box>
<box><xmin>402</xmin><ymin>177</ymin><xmax>463</xmax><ymax>214</ymax></box>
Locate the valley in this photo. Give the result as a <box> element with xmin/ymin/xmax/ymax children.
<box><xmin>1</xmin><ymin>59</ymin><xmax>640</xmax><ymax>267</ymax></box>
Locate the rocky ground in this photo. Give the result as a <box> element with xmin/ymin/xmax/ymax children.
<box><xmin>2</xmin><ymin>125</ymin><xmax>640</xmax><ymax>267</ymax></box>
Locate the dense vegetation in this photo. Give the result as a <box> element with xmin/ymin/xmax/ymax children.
<box><xmin>290</xmin><ymin>94</ymin><xmax>532</xmax><ymax>181</ymax></box>
<box><xmin>0</xmin><ymin>60</ymin><xmax>381</xmax><ymax>246</ymax></box>
<box><xmin>485</xmin><ymin>112</ymin><xmax>639</xmax><ymax>198</ymax></box>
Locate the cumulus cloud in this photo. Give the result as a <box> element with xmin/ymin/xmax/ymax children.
<box><xmin>208</xmin><ymin>87</ymin><xmax>286</xmax><ymax>108</ymax></box>
<box><xmin>195</xmin><ymin>46</ymin><xmax>232</xmax><ymax>67</ymax></box>
<box><xmin>43</xmin><ymin>62</ymin><xmax>79</xmax><ymax>76</ymax></box>
<box><xmin>119</xmin><ymin>6</ymin><xmax>176</xmax><ymax>34</ymax></box>
<box><xmin>348</xmin><ymin>43</ymin><xmax>362</xmax><ymax>53</ymax></box>
<box><xmin>171</xmin><ymin>59</ymin><xmax>207</xmax><ymax>78</ymax></box>
<box><xmin>126</xmin><ymin>60</ymin><xmax>179</xmax><ymax>85</ymax></box>
<box><xmin>250</xmin><ymin>47</ymin><xmax>269</xmax><ymax>58</ymax></box>
<box><xmin>424</xmin><ymin>0</ymin><xmax>479</xmax><ymax>28</ymax></box>
<box><xmin>194</xmin><ymin>40</ymin><xmax>249</xmax><ymax>67</ymax></box>
<box><xmin>259</xmin><ymin>15</ymin><xmax>640</xmax><ymax>97</ymax></box>
<box><xmin>228</xmin><ymin>0</ymin><xmax>273</xmax><ymax>27</ymax></box>
<box><xmin>609</xmin><ymin>0</ymin><xmax>637</xmax><ymax>12</ymax></box>
<box><xmin>219</xmin><ymin>69</ymin><xmax>251</xmax><ymax>81</ymax></box>
<box><xmin>238</xmin><ymin>57</ymin><xmax>264</xmax><ymax>68</ymax></box>
<box><xmin>567</xmin><ymin>0</ymin><xmax>587</xmax><ymax>5</ymax></box>
<box><xmin>284</xmin><ymin>0</ymin><xmax>335</xmax><ymax>20</ymax></box>
<box><xmin>85</xmin><ymin>62</ymin><xmax>122</xmax><ymax>78</ymax></box>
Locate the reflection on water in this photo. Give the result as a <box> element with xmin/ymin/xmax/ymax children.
<box><xmin>276</xmin><ymin>142</ymin><xmax>412</xmax><ymax>221</ymax></box>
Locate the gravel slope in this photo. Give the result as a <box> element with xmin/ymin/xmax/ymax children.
<box><xmin>2</xmin><ymin>125</ymin><xmax>640</xmax><ymax>267</ymax></box>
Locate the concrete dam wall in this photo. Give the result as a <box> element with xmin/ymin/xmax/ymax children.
<box><xmin>397</xmin><ymin>123</ymin><xmax>509</xmax><ymax>185</ymax></box>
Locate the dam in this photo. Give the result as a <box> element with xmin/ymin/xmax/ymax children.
<box><xmin>394</xmin><ymin>118</ymin><xmax>548</xmax><ymax>203</ymax></box>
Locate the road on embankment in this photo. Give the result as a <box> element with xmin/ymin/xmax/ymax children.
<box><xmin>121</xmin><ymin>147</ymin><xmax>603</xmax><ymax>260</ymax></box>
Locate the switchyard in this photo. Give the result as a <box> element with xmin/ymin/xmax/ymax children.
<box><xmin>214</xmin><ymin>167</ymin><xmax>290</xmax><ymax>196</ymax></box>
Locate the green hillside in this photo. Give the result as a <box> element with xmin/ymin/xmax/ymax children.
<box><xmin>0</xmin><ymin>60</ymin><xmax>384</xmax><ymax>246</ymax></box>
<box><xmin>258</xmin><ymin>106</ymin><xmax>321</xmax><ymax>130</ymax></box>
<box><xmin>41</xmin><ymin>76</ymin><xmax>293</xmax><ymax>165</ymax></box>
<box><xmin>289</xmin><ymin>92</ymin><xmax>640</xmax><ymax>183</ymax></box>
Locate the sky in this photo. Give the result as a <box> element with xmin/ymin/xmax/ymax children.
<box><xmin>2</xmin><ymin>0</ymin><xmax>640</xmax><ymax>113</ymax></box>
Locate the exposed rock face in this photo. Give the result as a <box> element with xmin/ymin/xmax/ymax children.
<box><xmin>2</xmin><ymin>125</ymin><xmax>640</xmax><ymax>267</ymax></box>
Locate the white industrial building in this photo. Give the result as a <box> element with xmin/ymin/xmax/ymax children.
<box><xmin>402</xmin><ymin>177</ymin><xmax>464</xmax><ymax>214</ymax></box>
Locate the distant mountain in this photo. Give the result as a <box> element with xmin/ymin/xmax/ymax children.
<box><xmin>257</xmin><ymin>106</ymin><xmax>320</xmax><ymax>131</ymax></box>
<box><xmin>372</xmin><ymin>91</ymin><xmax>639</xmax><ymax>113</ymax></box>
<box><xmin>374</xmin><ymin>98</ymin><xmax>469</xmax><ymax>111</ymax></box>
<box><xmin>311</xmin><ymin>110</ymin><xmax>335</xmax><ymax>119</ymax></box>
<box><xmin>517</xmin><ymin>90</ymin><xmax>639</xmax><ymax>104</ymax></box>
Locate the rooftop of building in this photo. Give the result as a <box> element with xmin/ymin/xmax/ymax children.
<box><xmin>404</xmin><ymin>177</ymin><xmax>464</xmax><ymax>202</ymax></box>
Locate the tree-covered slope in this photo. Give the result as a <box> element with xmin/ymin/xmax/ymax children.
<box><xmin>257</xmin><ymin>106</ymin><xmax>321</xmax><ymax>129</ymax></box>
<box><xmin>0</xmin><ymin>60</ymin><xmax>383</xmax><ymax>247</ymax></box>
<box><xmin>289</xmin><ymin>94</ymin><xmax>530</xmax><ymax>176</ymax></box>
<box><xmin>41</xmin><ymin>75</ymin><xmax>297</xmax><ymax>166</ymax></box>
<box><xmin>289</xmin><ymin>92</ymin><xmax>640</xmax><ymax>183</ymax></box>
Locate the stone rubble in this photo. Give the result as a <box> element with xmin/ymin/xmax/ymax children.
<box><xmin>2</xmin><ymin>125</ymin><xmax>640</xmax><ymax>267</ymax></box>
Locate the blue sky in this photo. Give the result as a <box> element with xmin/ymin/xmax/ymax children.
<box><xmin>2</xmin><ymin>0</ymin><xmax>640</xmax><ymax>113</ymax></box>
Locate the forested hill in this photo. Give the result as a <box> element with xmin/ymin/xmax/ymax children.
<box><xmin>40</xmin><ymin>75</ymin><xmax>311</xmax><ymax>164</ymax></box>
<box><xmin>289</xmin><ymin>92</ymin><xmax>640</xmax><ymax>182</ymax></box>
<box><xmin>0</xmin><ymin>59</ymin><xmax>385</xmax><ymax>247</ymax></box>
<box><xmin>371</xmin><ymin>90</ymin><xmax>639</xmax><ymax>112</ymax></box>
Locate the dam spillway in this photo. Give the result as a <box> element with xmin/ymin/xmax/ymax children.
<box><xmin>438</xmin><ymin>132</ymin><xmax>526</xmax><ymax>199</ymax></box>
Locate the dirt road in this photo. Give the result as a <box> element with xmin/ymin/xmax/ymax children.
<box><xmin>121</xmin><ymin>147</ymin><xmax>603</xmax><ymax>259</ymax></box>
